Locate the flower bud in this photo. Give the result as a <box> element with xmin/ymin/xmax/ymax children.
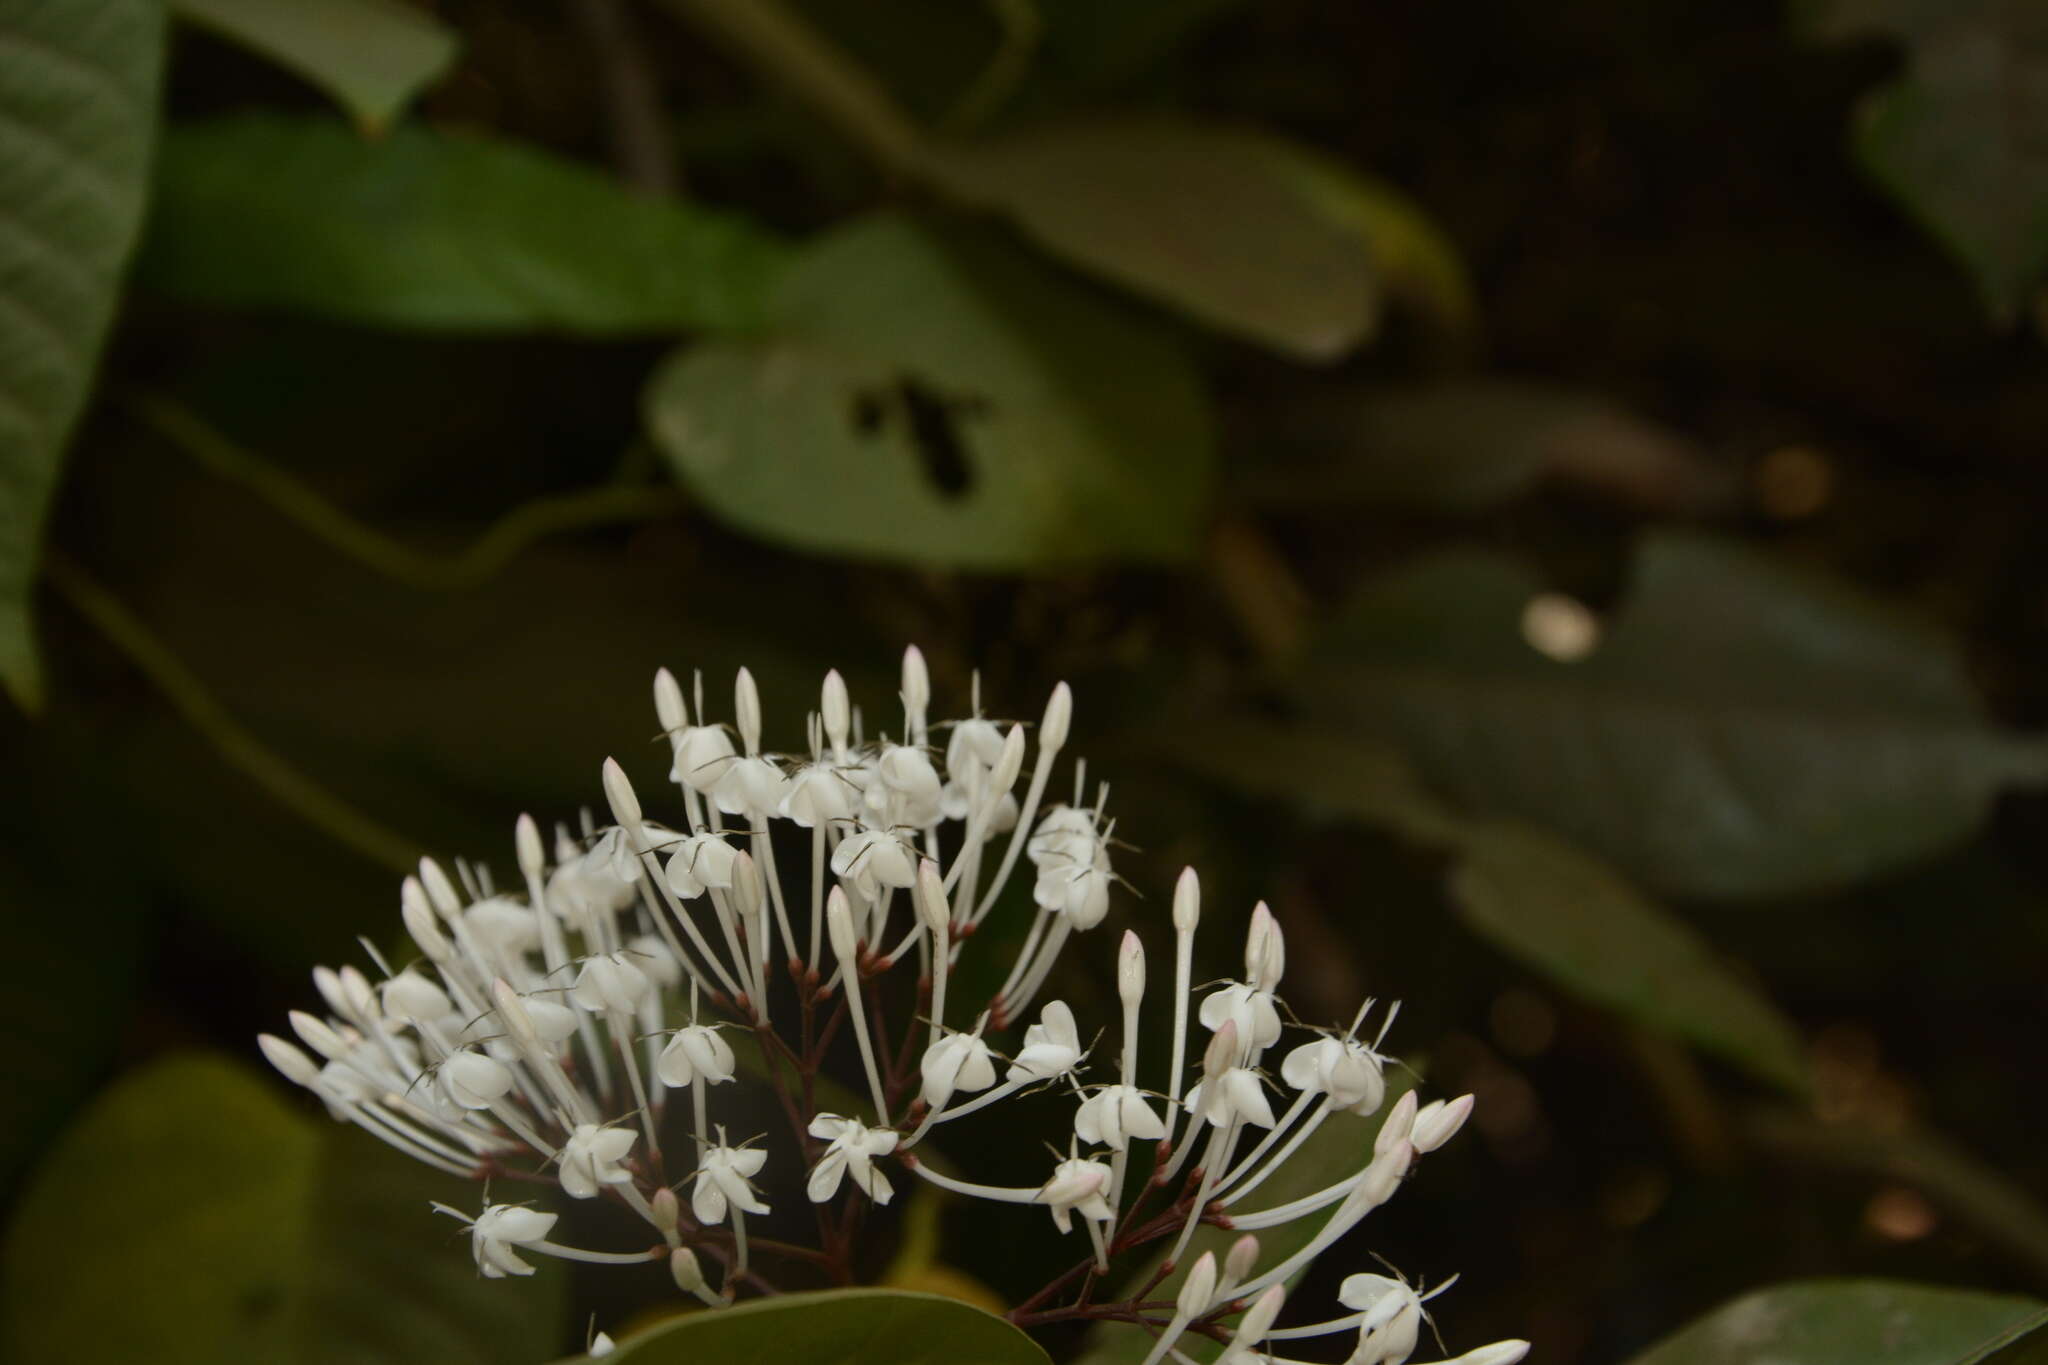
<box><xmin>1223</xmin><ymin>1233</ymin><xmax>1260</xmax><ymax>1289</ymax></box>
<box><xmin>822</xmin><ymin>669</ymin><xmax>849</xmax><ymax>751</ymax></box>
<box><xmin>670</xmin><ymin>1246</ymin><xmax>708</xmax><ymax>1294</ymax></box>
<box><xmin>258</xmin><ymin>1033</ymin><xmax>323</xmax><ymax>1088</ymax></box>
<box><xmin>1454</xmin><ymin>1342</ymin><xmax>1532</xmax><ymax>1365</ymax></box>
<box><xmin>1411</xmin><ymin>1094</ymin><xmax>1475</xmax><ymax>1153</ymax></box>
<box><xmin>826</xmin><ymin>886</ymin><xmax>858</xmax><ymax>964</ymax></box>
<box><xmin>1203</xmin><ymin>1018</ymin><xmax>1240</xmax><ymax>1079</ymax></box>
<box><xmin>602</xmin><ymin>757</ymin><xmax>643</xmax><ymax>831</ymax></box>
<box><xmin>401</xmin><ymin>880</ymin><xmax>451</xmax><ymax>959</ymax></box>
<box><xmin>289</xmin><ymin>1010</ymin><xmax>347</xmax><ymax>1061</ymax></box>
<box><xmin>419</xmin><ymin>857</ymin><xmax>463</xmax><ymax>918</ymax></box>
<box><xmin>382</xmin><ymin>969</ymin><xmax>452</xmax><ymax>1025</ymax></box>
<box><xmin>901</xmin><ymin>646</ymin><xmax>930</xmax><ymax>721</ymax></box>
<box><xmin>1245</xmin><ymin>902</ymin><xmax>1284</xmax><ymax>993</ymax></box>
<box><xmin>1117</xmin><ymin>930</ymin><xmax>1145</xmax><ymax>1004</ymax></box>
<box><xmin>1172</xmin><ymin>866</ymin><xmax>1200</xmax><ymax>933</ymax></box>
<box><xmin>654</xmin><ymin>666</ymin><xmax>687</xmax><ymax>733</ymax></box>
<box><xmin>914</xmin><ymin>858</ymin><xmax>949</xmax><ymax>939</ymax></box>
<box><xmin>1375</xmin><ymin>1090</ymin><xmax>1419</xmax><ymax>1156</ymax></box>
<box><xmin>492</xmin><ymin>978</ymin><xmax>540</xmax><ymax>1051</ymax></box>
<box><xmin>730</xmin><ymin>849</ymin><xmax>764</xmax><ymax>924</ymax></box>
<box><xmin>1040</xmin><ymin>682</ymin><xmax>1072</xmax><ymax>753</ymax></box>
<box><xmin>1231</xmin><ymin>1285</ymin><xmax>1286</xmax><ymax>1350</ymax></box>
<box><xmin>651</xmin><ymin>1186</ymin><xmax>680</xmax><ymax>1234</ymax></box>
<box><xmin>515</xmin><ymin>813</ymin><xmax>546</xmax><ymax>881</ymax></box>
<box><xmin>735</xmin><ymin>667</ymin><xmax>762</xmax><ymax>752</ymax></box>
<box><xmin>991</xmin><ymin>723</ymin><xmax>1026</xmax><ymax>795</ymax></box>
<box><xmin>1176</xmin><ymin>1251</ymin><xmax>1218</xmax><ymax>1318</ymax></box>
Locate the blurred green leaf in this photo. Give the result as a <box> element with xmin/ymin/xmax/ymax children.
<box><xmin>1073</xmin><ymin>1073</ymin><xmax>1420</xmax><ymax>1365</ymax></box>
<box><xmin>0</xmin><ymin>1053</ymin><xmax>565</xmax><ymax>1364</ymax></box>
<box><xmin>1801</xmin><ymin>0</ymin><xmax>2048</xmax><ymax>321</ymax></box>
<box><xmin>645</xmin><ymin>212</ymin><xmax>1215</xmax><ymax>568</ymax></box>
<box><xmin>1450</xmin><ymin>821</ymin><xmax>1808</xmax><ymax>1092</ymax></box>
<box><xmin>0</xmin><ymin>0</ymin><xmax>163</xmax><ymax>708</ymax></box>
<box><xmin>1033</xmin><ymin>0</ymin><xmax>1249</xmax><ymax>89</ymax></box>
<box><xmin>1625</xmin><ymin>1279</ymin><xmax>2046</xmax><ymax>1365</ymax></box>
<box><xmin>589</xmin><ymin>1289</ymin><xmax>1048</xmax><ymax>1364</ymax></box>
<box><xmin>934</xmin><ymin>117</ymin><xmax>1377</xmax><ymax>360</ymax></box>
<box><xmin>139</xmin><ymin>114</ymin><xmax>792</xmax><ymax>333</ymax></box>
<box><xmin>1170</xmin><ymin>716</ymin><xmax>1462</xmax><ymax>845</ymax></box>
<box><xmin>172</xmin><ymin>0</ymin><xmax>457</xmax><ymax>132</ymax></box>
<box><xmin>1248</xmin><ymin>380</ymin><xmax>1719</xmax><ymax>514</ymax></box>
<box><xmin>1302</xmin><ymin>534</ymin><xmax>2048</xmax><ymax>899</ymax></box>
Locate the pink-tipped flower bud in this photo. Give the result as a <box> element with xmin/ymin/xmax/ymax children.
<box><xmin>1375</xmin><ymin>1090</ymin><xmax>1420</xmax><ymax>1156</ymax></box>
<box><xmin>1176</xmin><ymin>1251</ymin><xmax>1218</xmax><ymax>1317</ymax></box>
<box><xmin>1411</xmin><ymin>1094</ymin><xmax>1475</xmax><ymax>1153</ymax></box>
<box><xmin>826</xmin><ymin>886</ymin><xmax>858</xmax><ymax>964</ymax></box>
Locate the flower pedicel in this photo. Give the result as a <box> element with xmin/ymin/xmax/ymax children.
<box><xmin>259</xmin><ymin>650</ymin><xmax>1528</xmax><ymax>1363</ymax></box>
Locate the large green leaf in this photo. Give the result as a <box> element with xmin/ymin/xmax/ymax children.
<box><xmin>1302</xmin><ymin>534</ymin><xmax>2048</xmax><ymax>900</ymax></box>
<box><xmin>172</xmin><ymin>0</ymin><xmax>457</xmax><ymax>132</ymax></box>
<box><xmin>139</xmin><ymin>114</ymin><xmax>791</xmax><ymax>333</ymax></box>
<box><xmin>0</xmin><ymin>0</ymin><xmax>163</xmax><ymax>708</ymax></box>
<box><xmin>645</xmin><ymin>212</ymin><xmax>1215</xmax><ymax>568</ymax></box>
<box><xmin>1801</xmin><ymin>0</ymin><xmax>2048</xmax><ymax>321</ymax></box>
<box><xmin>1450</xmin><ymin>822</ymin><xmax>1808</xmax><ymax>1092</ymax></box>
<box><xmin>1626</xmin><ymin>1279</ymin><xmax>2046</xmax><ymax>1365</ymax></box>
<box><xmin>0</xmin><ymin>1053</ymin><xmax>565</xmax><ymax>1364</ymax></box>
<box><xmin>593</xmin><ymin>1289</ymin><xmax>1048</xmax><ymax>1364</ymax></box>
<box><xmin>933</xmin><ymin>118</ymin><xmax>1377</xmax><ymax>360</ymax></box>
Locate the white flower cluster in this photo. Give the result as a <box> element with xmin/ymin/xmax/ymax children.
<box><xmin>258</xmin><ymin>650</ymin><xmax>1526</xmax><ymax>1363</ymax></box>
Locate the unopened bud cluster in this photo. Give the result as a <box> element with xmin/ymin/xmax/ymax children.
<box><xmin>260</xmin><ymin>651</ymin><xmax>1525</xmax><ymax>1363</ymax></box>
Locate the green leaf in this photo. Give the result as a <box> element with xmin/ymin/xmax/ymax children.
<box><xmin>0</xmin><ymin>0</ymin><xmax>163</xmax><ymax>709</ymax></box>
<box><xmin>1801</xmin><ymin>0</ymin><xmax>2048</xmax><ymax>320</ymax></box>
<box><xmin>645</xmin><ymin>211</ymin><xmax>1215</xmax><ymax>568</ymax></box>
<box><xmin>0</xmin><ymin>1053</ymin><xmax>565</xmax><ymax>1364</ymax></box>
<box><xmin>933</xmin><ymin>118</ymin><xmax>1377</xmax><ymax>360</ymax></box>
<box><xmin>1450</xmin><ymin>822</ymin><xmax>1808</xmax><ymax>1092</ymax></box>
<box><xmin>172</xmin><ymin>0</ymin><xmax>457</xmax><ymax>132</ymax></box>
<box><xmin>1302</xmin><ymin>533</ymin><xmax>2048</xmax><ymax>900</ymax></box>
<box><xmin>1248</xmin><ymin>381</ymin><xmax>1714</xmax><ymax>514</ymax></box>
<box><xmin>139</xmin><ymin>114</ymin><xmax>792</xmax><ymax>333</ymax></box>
<box><xmin>1625</xmin><ymin>1279</ymin><xmax>2045</xmax><ymax>1365</ymax></box>
<box><xmin>596</xmin><ymin>1289</ymin><xmax>1049</xmax><ymax>1364</ymax></box>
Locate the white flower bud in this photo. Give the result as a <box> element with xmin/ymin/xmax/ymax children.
<box><xmin>258</xmin><ymin>1033</ymin><xmax>322</xmax><ymax>1088</ymax></box>
<box><xmin>1375</xmin><ymin>1090</ymin><xmax>1419</xmax><ymax>1156</ymax></box>
<box><xmin>826</xmin><ymin>886</ymin><xmax>858</xmax><ymax>964</ymax></box>
<box><xmin>1172</xmin><ymin>866</ymin><xmax>1200</xmax><ymax>933</ymax></box>
<box><xmin>1176</xmin><ymin>1252</ymin><xmax>1218</xmax><ymax>1319</ymax></box>
<box><xmin>734</xmin><ymin>667</ymin><xmax>763</xmax><ymax>752</ymax></box>
<box><xmin>401</xmin><ymin>878</ymin><xmax>450</xmax><ymax>959</ymax></box>
<box><xmin>1040</xmin><ymin>681</ymin><xmax>1072</xmax><ymax>753</ymax></box>
<box><xmin>589</xmin><ymin>1332</ymin><xmax>615</xmax><ymax>1357</ymax></box>
<box><xmin>515</xmin><ymin>813</ymin><xmax>546</xmax><ymax>881</ymax></box>
<box><xmin>901</xmin><ymin>645</ymin><xmax>930</xmax><ymax>720</ymax></box>
<box><xmin>1449</xmin><ymin>1343</ymin><xmax>1532</xmax><ymax>1365</ymax></box>
<box><xmin>1202</xmin><ymin>1018</ymin><xmax>1241</xmax><ymax>1079</ymax></box>
<box><xmin>670</xmin><ymin>1246</ymin><xmax>708</xmax><ymax>1294</ymax></box>
<box><xmin>419</xmin><ymin>857</ymin><xmax>463</xmax><ymax>917</ymax></box>
<box><xmin>1117</xmin><ymin>930</ymin><xmax>1145</xmax><ymax>1004</ymax></box>
<box><xmin>914</xmin><ymin>858</ymin><xmax>949</xmax><ymax>939</ymax></box>
<box><xmin>1223</xmin><ymin>1233</ymin><xmax>1260</xmax><ymax>1289</ymax></box>
<box><xmin>822</xmin><ymin>669</ymin><xmax>849</xmax><ymax>752</ymax></box>
<box><xmin>1245</xmin><ymin>902</ymin><xmax>1284</xmax><ymax>993</ymax></box>
<box><xmin>492</xmin><ymin>979</ymin><xmax>540</xmax><ymax>1051</ymax></box>
<box><xmin>1220</xmin><ymin>1286</ymin><xmax>1286</xmax><ymax>1362</ymax></box>
<box><xmin>289</xmin><ymin>1010</ymin><xmax>347</xmax><ymax>1062</ymax></box>
<box><xmin>991</xmin><ymin>723</ymin><xmax>1026</xmax><ymax>794</ymax></box>
<box><xmin>654</xmin><ymin>666</ymin><xmax>687</xmax><ymax>733</ymax></box>
<box><xmin>312</xmin><ymin>966</ymin><xmax>351</xmax><ymax>1020</ymax></box>
<box><xmin>602</xmin><ymin>757</ymin><xmax>643</xmax><ymax>831</ymax></box>
<box><xmin>1410</xmin><ymin>1094</ymin><xmax>1475</xmax><ymax>1153</ymax></box>
<box><xmin>651</xmin><ymin>1186</ymin><xmax>680</xmax><ymax>1234</ymax></box>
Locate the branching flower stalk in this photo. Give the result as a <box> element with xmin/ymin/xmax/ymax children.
<box><xmin>259</xmin><ymin>650</ymin><xmax>1528</xmax><ymax>1363</ymax></box>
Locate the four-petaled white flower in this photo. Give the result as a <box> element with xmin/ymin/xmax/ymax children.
<box><xmin>806</xmin><ymin>1115</ymin><xmax>899</xmax><ymax>1204</ymax></box>
<box><xmin>1074</xmin><ymin>1084</ymin><xmax>1165</xmax><ymax>1151</ymax></box>
<box><xmin>920</xmin><ymin>1030</ymin><xmax>997</xmax><ymax>1109</ymax></box>
<box><xmin>658</xmin><ymin>1023</ymin><xmax>737</xmax><ymax>1087</ymax></box>
<box><xmin>1282</xmin><ymin>1035</ymin><xmax>1387</xmax><ymax>1116</ymax></box>
<box><xmin>1184</xmin><ymin>1066</ymin><xmax>1277</xmax><ymax>1130</ymax></box>
<box><xmin>559</xmin><ymin>1123</ymin><xmax>637</xmax><ymax>1199</ymax></box>
<box><xmin>466</xmin><ymin>1203</ymin><xmax>559</xmax><ymax>1278</ymax></box>
<box><xmin>572</xmin><ymin>952</ymin><xmax>652</xmax><ymax>1014</ymax></box>
<box><xmin>692</xmin><ymin>1144</ymin><xmax>771</xmax><ymax>1224</ymax></box>
<box><xmin>663</xmin><ymin>833</ymin><xmax>737</xmax><ymax>898</ymax></box>
<box><xmin>1008</xmin><ymin>1000</ymin><xmax>1083</xmax><ymax>1081</ymax></box>
<box><xmin>440</xmin><ymin>1048</ymin><xmax>515</xmax><ymax>1110</ymax></box>
<box><xmin>831</xmin><ymin>827</ymin><xmax>919</xmax><ymax>901</ymax></box>
<box><xmin>1037</xmin><ymin>1156</ymin><xmax>1114</xmax><ymax>1233</ymax></box>
<box><xmin>1200</xmin><ymin>982</ymin><xmax>1282</xmax><ymax>1054</ymax></box>
<box><xmin>1339</xmin><ymin>1273</ymin><xmax>1423</xmax><ymax>1365</ymax></box>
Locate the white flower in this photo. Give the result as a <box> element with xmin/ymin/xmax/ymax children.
<box><xmin>559</xmin><ymin>1123</ymin><xmax>637</xmax><ymax>1199</ymax></box>
<box><xmin>1038</xmin><ymin>1156</ymin><xmax>1114</xmax><ymax>1233</ymax></box>
<box><xmin>1184</xmin><ymin>1066</ymin><xmax>1277</xmax><ymax>1130</ymax></box>
<box><xmin>713</xmin><ymin>753</ymin><xmax>787</xmax><ymax>818</ymax></box>
<box><xmin>1027</xmin><ymin>805</ymin><xmax>1097</xmax><ymax>866</ymax></box>
<box><xmin>920</xmin><ymin>1030</ymin><xmax>997</xmax><ymax>1109</ymax></box>
<box><xmin>466</xmin><ymin>897</ymin><xmax>542</xmax><ymax>960</ymax></box>
<box><xmin>663</xmin><ymin>834</ymin><xmax>737</xmax><ymax>898</ymax></box>
<box><xmin>1282</xmin><ymin>1035</ymin><xmax>1387</xmax><ymax>1116</ymax></box>
<box><xmin>1074</xmin><ymin>1084</ymin><xmax>1165</xmax><ymax>1151</ymax></box>
<box><xmin>780</xmin><ymin>761</ymin><xmax>856</xmax><ymax>827</ymax></box>
<box><xmin>1340</xmin><ymin>1274</ymin><xmax>1423</xmax><ymax>1365</ymax></box>
<box><xmin>946</xmin><ymin>718</ymin><xmax>1007</xmax><ymax>781</ymax></box>
<box><xmin>670</xmin><ymin>722</ymin><xmax>737</xmax><ymax>791</ymax></box>
<box><xmin>1035</xmin><ymin>859</ymin><xmax>1112</xmax><ymax>930</ymax></box>
<box><xmin>1008</xmin><ymin>1000</ymin><xmax>1083</xmax><ymax>1081</ymax></box>
<box><xmin>657</xmin><ymin>1024</ymin><xmax>736</xmax><ymax>1088</ymax></box>
<box><xmin>440</xmin><ymin>1048</ymin><xmax>515</xmax><ymax>1109</ymax></box>
<box><xmin>831</xmin><ymin>826</ymin><xmax>919</xmax><ymax>901</ymax></box>
<box><xmin>378</xmin><ymin>969</ymin><xmax>452</xmax><ymax>1026</ymax></box>
<box><xmin>467</xmin><ymin>1204</ymin><xmax>559</xmax><ymax>1278</ymax></box>
<box><xmin>806</xmin><ymin>1114</ymin><xmax>899</xmax><ymax>1204</ymax></box>
<box><xmin>692</xmin><ymin>1144</ymin><xmax>770</xmax><ymax>1224</ymax></box>
<box><xmin>1199</xmin><ymin>982</ymin><xmax>1282</xmax><ymax>1055</ymax></box>
<box><xmin>869</xmin><ymin>745</ymin><xmax>942</xmax><ymax>826</ymax></box>
<box><xmin>572</xmin><ymin>952</ymin><xmax>652</xmax><ymax>1014</ymax></box>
